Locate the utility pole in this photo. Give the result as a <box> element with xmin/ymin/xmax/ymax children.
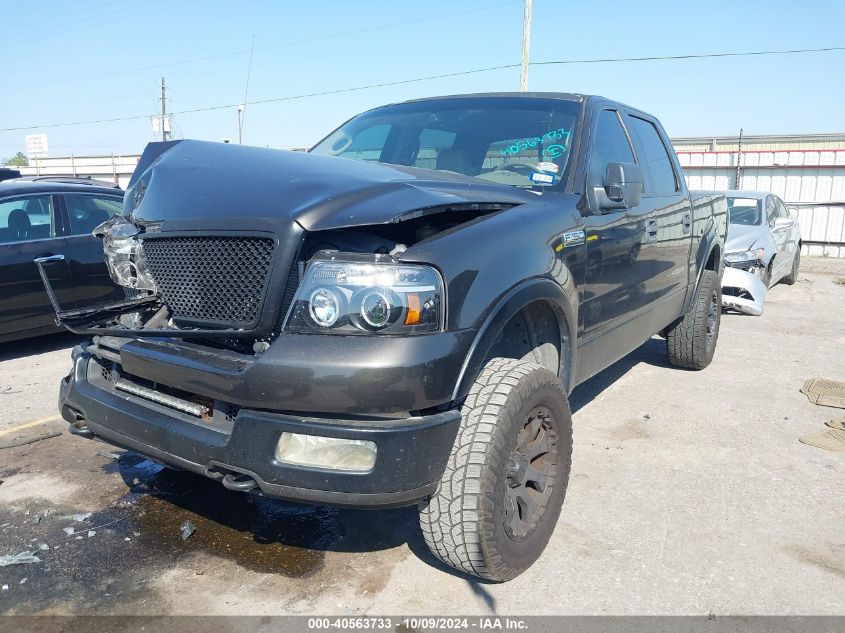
<box><xmin>519</xmin><ymin>0</ymin><xmax>533</xmax><ymax>92</ymax></box>
<box><xmin>160</xmin><ymin>76</ymin><xmax>168</xmax><ymax>142</ymax></box>
<box><xmin>734</xmin><ymin>127</ymin><xmax>744</xmax><ymax>189</ymax></box>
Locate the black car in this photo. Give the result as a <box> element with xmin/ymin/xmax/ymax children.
<box><xmin>0</xmin><ymin>177</ymin><xmax>124</xmax><ymax>342</ymax></box>
<box><xmin>52</xmin><ymin>94</ymin><xmax>727</xmax><ymax>581</ymax></box>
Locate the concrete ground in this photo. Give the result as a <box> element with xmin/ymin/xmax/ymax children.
<box><xmin>0</xmin><ymin>258</ymin><xmax>843</xmax><ymax>616</ymax></box>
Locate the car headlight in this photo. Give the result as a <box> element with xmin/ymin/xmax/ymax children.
<box><xmin>284</xmin><ymin>252</ymin><xmax>444</xmax><ymax>335</ymax></box>
<box><xmin>725</xmin><ymin>247</ymin><xmax>765</xmax><ymax>264</ymax></box>
<box><xmin>93</xmin><ymin>215</ymin><xmax>157</xmax><ymax>292</ymax></box>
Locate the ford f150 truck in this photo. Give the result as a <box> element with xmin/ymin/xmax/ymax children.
<box><xmin>43</xmin><ymin>93</ymin><xmax>727</xmax><ymax>581</ymax></box>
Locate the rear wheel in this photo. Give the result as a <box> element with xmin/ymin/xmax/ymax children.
<box><xmin>666</xmin><ymin>269</ymin><xmax>721</xmax><ymax>370</ymax></box>
<box><xmin>782</xmin><ymin>249</ymin><xmax>800</xmax><ymax>285</ymax></box>
<box><xmin>419</xmin><ymin>358</ymin><xmax>572</xmax><ymax>581</ymax></box>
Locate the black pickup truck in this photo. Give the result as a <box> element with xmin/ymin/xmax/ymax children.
<box><xmin>46</xmin><ymin>93</ymin><xmax>726</xmax><ymax>581</ymax></box>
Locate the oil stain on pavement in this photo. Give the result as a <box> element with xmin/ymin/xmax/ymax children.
<box><xmin>0</xmin><ymin>444</ymin><xmax>416</xmax><ymax>613</ymax></box>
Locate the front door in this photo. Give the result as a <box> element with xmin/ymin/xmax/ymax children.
<box><xmin>0</xmin><ymin>194</ymin><xmax>75</xmax><ymax>337</ymax></box>
<box><xmin>60</xmin><ymin>192</ymin><xmax>124</xmax><ymax>309</ymax></box>
<box><xmin>581</xmin><ymin>109</ymin><xmax>651</xmax><ymax>343</ymax></box>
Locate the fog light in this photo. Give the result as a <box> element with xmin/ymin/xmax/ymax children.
<box><xmin>275</xmin><ymin>432</ymin><xmax>377</xmax><ymax>472</ymax></box>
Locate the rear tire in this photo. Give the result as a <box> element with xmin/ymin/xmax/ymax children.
<box><xmin>419</xmin><ymin>358</ymin><xmax>572</xmax><ymax>581</ymax></box>
<box><xmin>666</xmin><ymin>269</ymin><xmax>721</xmax><ymax>370</ymax></box>
<box><xmin>782</xmin><ymin>249</ymin><xmax>800</xmax><ymax>285</ymax></box>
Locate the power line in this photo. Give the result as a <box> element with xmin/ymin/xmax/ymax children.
<box><xmin>2</xmin><ymin>45</ymin><xmax>843</xmax><ymax>133</ymax></box>
<box><xmin>6</xmin><ymin>1</ymin><xmax>521</xmax><ymax>95</ymax></box>
<box><xmin>530</xmin><ymin>46</ymin><xmax>845</xmax><ymax>66</ymax></box>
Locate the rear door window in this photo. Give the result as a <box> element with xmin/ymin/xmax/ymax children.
<box><xmin>0</xmin><ymin>195</ymin><xmax>56</xmax><ymax>243</ymax></box>
<box><xmin>627</xmin><ymin>116</ymin><xmax>678</xmax><ymax>194</ymax></box>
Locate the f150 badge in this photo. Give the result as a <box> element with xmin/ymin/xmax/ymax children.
<box><xmin>554</xmin><ymin>230</ymin><xmax>586</xmax><ymax>252</ymax></box>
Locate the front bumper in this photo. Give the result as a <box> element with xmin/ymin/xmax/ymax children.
<box><xmin>60</xmin><ymin>344</ymin><xmax>461</xmax><ymax>508</ymax></box>
<box><xmin>721</xmin><ymin>266</ymin><xmax>768</xmax><ymax>316</ymax></box>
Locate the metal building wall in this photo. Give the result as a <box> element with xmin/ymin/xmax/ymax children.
<box><xmin>675</xmin><ymin>140</ymin><xmax>845</xmax><ymax>258</ymax></box>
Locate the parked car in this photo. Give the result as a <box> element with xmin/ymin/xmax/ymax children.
<box><xmin>721</xmin><ymin>191</ymin><xmax>802</xmax><ymax>315</ymax></box>
<box><xmin>48</xmin><ymin>93</ymin><xmax>727</xmax><ymax>581</ymax></box>
<box><xmin>0</xmin><ymin>177</ymin><xmax>124</xmax><ymax>342</ymax></box>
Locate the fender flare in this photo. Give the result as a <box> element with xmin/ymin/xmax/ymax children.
<box><xmin>451</xmin><ymin>277</ymin><xmax>578</xmax><ymax>402</ymax></box>
<box><xmin>685</xmin><ymin>221</ymin><xmax>723</xmax><ymax>314</ymax></box>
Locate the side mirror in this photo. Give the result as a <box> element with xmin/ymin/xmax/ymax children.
<box><xmin>594</xmin><ymin>162</ymin><xmax>642</xmax><ymax>212</ymax></box>
<box><xmin>774</xmin><ymin>217</ymin><xmax>795</xmax><ymax>230</ymax></box>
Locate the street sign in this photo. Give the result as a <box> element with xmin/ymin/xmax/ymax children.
<box><xmin>25</xmin><ymin>134</ymin><xmax>48</xmax><ymax>157</ymax></box>
<box><xmin>151</xmin><ymin>116</ymin><xmax>172</xmax><ymax>134</ymax></box>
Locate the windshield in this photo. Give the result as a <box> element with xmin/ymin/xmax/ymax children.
<box><xmin>310</xmin><ymin>97</ymin><xmax>580</xmax><ymax>188</ymax></box>
<box><xmin>727</xmin><ymin>197</ymin><xmax>762</xmax><ymax>225</ymax></box>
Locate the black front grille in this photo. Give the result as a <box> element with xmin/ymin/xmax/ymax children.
<box><xmin>142</xmin><ymin>236</ymin><xmax>275</xmax><ymax>325</ymax></box>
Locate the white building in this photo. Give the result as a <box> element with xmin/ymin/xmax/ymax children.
<box><xmin>673</xmin><ymin>133</ymin><xmax>845</xmax><ymax>258</ymax></box>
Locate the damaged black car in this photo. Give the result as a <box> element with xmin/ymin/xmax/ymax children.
<box><xmin>44</xmin><ymin>93</ymin><xmax>727</xmax><ymax>581</ymax></box>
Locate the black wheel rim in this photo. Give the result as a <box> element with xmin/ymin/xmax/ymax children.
<box><xmin>504</xmin><ymin>406</ymin><xmax>557</xmax><ymax>541</ymax></box>
<box><xmin>706</xmin><ymin>289</ymin><xmax>718</xmax><ymax>348</ymax></box>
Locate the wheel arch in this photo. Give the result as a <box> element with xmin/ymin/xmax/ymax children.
<box><xmin>685</xmin><ymin>227</ymin><xmax>723</xmax><ymax>314</ymax></box>
<box><xmin>451</xmin><ymin>278</ymin><xmax>578</xmax><ymax>402</ymax></box>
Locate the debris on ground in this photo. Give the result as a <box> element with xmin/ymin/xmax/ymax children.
<box><xmin>799</xmin><ymin>428</ymin><xmax>845</xmax><ymax>453</ymax></box>
<box><xmin>71</xmin><ymin>512</ymin><xmax>92</xmax><ymax>522</ymax></box>
<box><xmin>63</xmin><ymin>527</ymin><xmax>75</xmax><ymax>535</ymax></box>
<box><xmin>87</xmin><ymin>531</ymin><xmax>96</xmax><ymax>538</ymax></box>
<box><xmin>827</xmin><ymin>416</ymin><xmax>845</xmax><ymax>431</ymax></box>
<box><xmin>96</xmin><ymin>450</ymin><xmax>122</xmax><ymax>460</ymax></box>
<box><xmin>0</xmin><ymin>551</ymin><xmax>41</xmax><ymax>567</ymax></box>
<box><xmin>1</xmin><ymin>585</ymin><xmax>7</xmax><ymax>591</ymax></box>
<box><xmin>179</xmin><ymin>520</ymin><xmax>197</xmax><ymax>541</ymax></box>
<box><xmin>20</xmin><ymin>578</ymin><xmax>27</xmax><ymax>585</ymax></box>
<box><xmin>38</xmin><ymin>544</ymin><xmax>49</xmax><ymax>551</ymax></box>
<box><xmin>800</xmin><ymin>378</ymin><xmax>845</xmax><ymax>409</ymax></box>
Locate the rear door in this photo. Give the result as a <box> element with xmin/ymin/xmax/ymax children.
<box><xmin>773</xmin><ymin>196</ymin><xmax>799</xmax><ymax>278</ymax></box>
<box><xmin>59</xmin><ymin>192</ymin><xmax>124</xmax><ymax>308</ymax></box>
<box><xmin>0</xmin><ymin>193</ymin><xmax>75</xmax><ymax>337</ymax></box>
<box><xmin>765</xmin><ymin>195</ymin><xmax>789</xmax><ymax>281</ymax></box>
<box><xmin>623</xmin><ymin>113</ymin><xmax>692</xmax><ymax>316</ymax></box>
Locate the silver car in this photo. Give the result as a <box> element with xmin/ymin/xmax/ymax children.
<box><xmin>721</xmin><ymin>191</ymin><xmax>802</xmax><ymax>315</ymax></box>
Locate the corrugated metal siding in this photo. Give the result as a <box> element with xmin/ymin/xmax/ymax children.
<box><xmin>676</xmin><ymin>143</ymin><xmax>845</xmax><ymax>257</ymax></box>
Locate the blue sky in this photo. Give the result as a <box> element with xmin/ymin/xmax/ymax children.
<box><xmin>1</xmin><ymin>0</ymin><xmax>843</xmax><ymax>158</ymax></box>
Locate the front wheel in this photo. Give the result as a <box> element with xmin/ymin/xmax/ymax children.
<box><xmin>666</xmin><ymin>269</ymin><xmax>721</xmax><ymax>370</ymax></box>
<box><xmin>419</xmin><ymin>358</ymin><xmax>572</xmax><ymax>581</ymax></box>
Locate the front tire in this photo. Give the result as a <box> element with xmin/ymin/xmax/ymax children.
<box><xmin>419</xmin><ymin>358</ymin><xmax>572</xmax><ymax>581</ymax></box>
<box><xmin>666</xmin><ymin>269</ymin><xmax>721</xmax><ymax>370</ymax></box>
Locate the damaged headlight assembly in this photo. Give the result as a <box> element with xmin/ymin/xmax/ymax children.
<box><xmin>93</xmin><ymin>215</ymin><xmax>157</xmax><ymax>292</ymax></box>
<box><xmin>285</xmin><ymin>252</ymin><xmax>444</xmax><ymax>335</ymax></box>
<box><xmin>724</xmin><ymin>247</ymin><xmax>766</xmax><ymax>265</ymax></box>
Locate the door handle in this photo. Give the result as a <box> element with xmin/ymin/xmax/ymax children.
<box><xmin>33</xmin><ymin>254</ymin><xmax>65</xmax><ymax>264</ymax></box>
<box><xmin>681</xmin><ymin>213</ymin><xmax>692</xmax><ymax>234</ymax></box>
<box><xmin>645</xmin><ymin>219</ymin><xmax>658</xmax><ymax>243</ymax></box>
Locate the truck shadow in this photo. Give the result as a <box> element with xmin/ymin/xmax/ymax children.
<box><xmin>0</xmin><ymin>331</ymin><xmax>81</xmax><ymax>362</ymax></box>
<box><xmin>569</xmin><ymin>336</ymin><xmax>669</xmax><ymax>414</ymax></box>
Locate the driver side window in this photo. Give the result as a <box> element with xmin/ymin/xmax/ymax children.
<box><xmin>589</xmin><ymin>110</ymin><xmax>636</xmax><ymax>182</ymax></box>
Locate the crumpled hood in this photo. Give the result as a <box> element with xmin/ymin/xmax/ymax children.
<box><xmin>725</xmin><ymin>222</ymin><xmax>765</xmax><ymax>253</ymax></box>
<box><xmin>125</xmin><ymin>139</ymin><xmax>536</xmax><ymax>233</ymax></box>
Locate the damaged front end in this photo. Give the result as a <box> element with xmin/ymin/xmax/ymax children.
<box><xmin>721</xmin><ymin>266</ymin><xmax>768</xmax><ymax>316</ymax></box>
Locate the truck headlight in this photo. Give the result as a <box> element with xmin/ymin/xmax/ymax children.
<box><xmin>284</xmin><ymin>252</ymin><xmax>444</xmax><ymax>335</ymax></box>
<box><xmin>725</xmin><ymin>248</ymin><xmax>765</xmax><ymax>264</ymax></box>
<box><xmin>93</xmin><ymin>215</ymin><xmax>157</xmax><ymax>292</ymax></box>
